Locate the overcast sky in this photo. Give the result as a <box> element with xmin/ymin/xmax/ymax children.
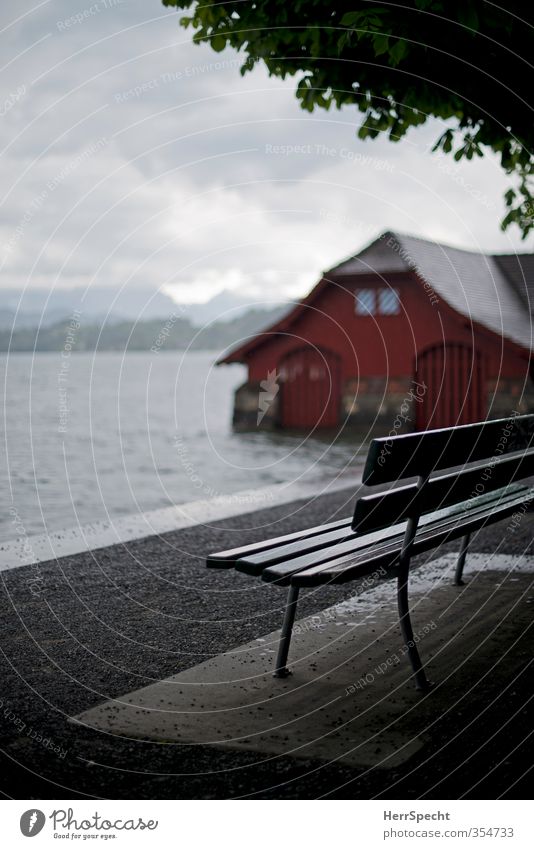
<box><xmin>0</xmin><ymin>0</ymin><xmax>529</xmax><ymax>307</ymax></box>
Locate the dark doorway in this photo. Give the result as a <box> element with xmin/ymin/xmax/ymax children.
<box><xmin>279</xmin><ymin>346</ymin><xmax>341</xmax><ymax>429</ymax></box>
<box><xmin>415</xmin><ymin>343</ymin><xmax>486</xmax><ymax>430</ymax></box>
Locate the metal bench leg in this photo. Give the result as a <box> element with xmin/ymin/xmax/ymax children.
<box><xmin>454</xmin><ymin>532</ymin><xmax>471</xmax><ymax>586</ymax></box>
<box><xmin>397</xmin><ymin>566</ymin><xmax>432</xmax><ymax>692</ymax></box>
<box><xmin>273</xmin><ymin>585</ymin><xmax>300</xmax><ymax>678</ymax></box>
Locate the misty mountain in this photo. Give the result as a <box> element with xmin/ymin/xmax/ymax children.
<box><xmin>0</xmin><ymin>286</ymin><xmax>285</xmax><ymax>329</ymax></box>
<box><xmin>0</xmin><ymin>286</ymin><xmax>179</xmax><ymax>327</ymax></box>
<box><xmin>181</xmin><ymin>290</ymin><xmax>282</xmax><ymax>324</ymax></box>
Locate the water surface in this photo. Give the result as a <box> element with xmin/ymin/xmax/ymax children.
<box><xmin>1</xmin><ymin>351</ymin><xmax>366</xmax><ymax>541</ymax></box>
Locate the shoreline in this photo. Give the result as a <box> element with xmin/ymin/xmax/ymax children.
<box><xmin>0</xmin><ymin>483</ymin><xmax>531</xmax><ymax>799</ymax></box>
<box><xmin>0</xmin><ymin>472</ymin><xmax>363</xmax><ymax>573</ymax></box>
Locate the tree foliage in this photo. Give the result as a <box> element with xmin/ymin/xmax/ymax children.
<box><xmin>162</xmin><ymin>0</ymin><xmax>533</xmax><ymax>238</ymax></box>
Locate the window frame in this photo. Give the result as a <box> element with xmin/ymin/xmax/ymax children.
<box><xmin>354</xmin><ymin>288</ymin><xmax>376</xmax><ymax>316</ymax></box>
<box><xmin>377</xmin><ymin>287</ymin><xmax>401</xmax><ymax>316</ymax></box>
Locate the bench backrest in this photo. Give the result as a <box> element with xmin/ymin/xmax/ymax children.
<box><xmin>353</xmin><ymin>414</ymin><xmax>534</xmax><ymax>534</ymax></box>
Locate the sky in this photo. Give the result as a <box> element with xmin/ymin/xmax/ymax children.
<box><xmin>0</xmin><ymin>0</ymin><xmax>530</xmax><ymax>308</ymax></box>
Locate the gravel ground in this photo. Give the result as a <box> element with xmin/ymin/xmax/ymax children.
<box><xmin>0</xmin><ymin>485</ymin><xmax>532</xmax><ymax>800</ymax></box>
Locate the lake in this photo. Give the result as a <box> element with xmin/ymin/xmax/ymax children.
<box><xmin>1</xmin><ymin>351</ymin><xmax>367</xmax><ymax>542</ymax></box>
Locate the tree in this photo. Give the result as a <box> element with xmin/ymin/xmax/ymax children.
<box><xmin>162</xmin><ymin>0</ymin><xmax>533</xmax><ymax>238</ymax></box>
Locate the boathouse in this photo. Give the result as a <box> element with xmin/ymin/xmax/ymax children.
<box><xmin>218</xmin><ymin>232</ymin><xmax>534</xmax><ymax>432</ymax></box>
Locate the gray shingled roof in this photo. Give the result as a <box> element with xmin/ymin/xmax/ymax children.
<box><xmin>494</xmin><ymin>254</ymin><xmax>534</xmax><ymax>315</ymax></box>
<box><xmin>328</xmin><ymin>231</ymin><xmax>534</xmax><ymax>352</ymax></box>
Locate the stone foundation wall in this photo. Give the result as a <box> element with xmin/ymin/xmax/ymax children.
<box><xmin>231</xmin><ymin>376</ymin><xmax>534</xmax><ymax>432</ymax></box>
<box><xmin>341</xmin><ymin>376</ymin><xmax>423</xmax><ymax>431</ymax></box>
<box><xmin>232</xmin><ymin>381</ymin><xmax>279</xmax><ymax>431</ymax></box>
<box><xmin>486</xmin><ymin>377</ymin><xmax>534</xmax><ymax>419</ymax></box>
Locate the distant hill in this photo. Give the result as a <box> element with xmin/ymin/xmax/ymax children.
<box><xmin>0</xmin><ymin>285</ymin><xmax>179</xmax><ymax>327</ymax></box>
<box><xmin>0</xmin><ymin>304</ymin><xmax>287</xmax><ymax>353</ymax></box>
<box><xmin>181</xmin><ymin>289</ymin><xmax>282</xmax><ymax>324</ymax></box>
<box><xmin>0</xmin><ymin>285</ymin><xmax>285</xmax><ymax>330</ymax></box>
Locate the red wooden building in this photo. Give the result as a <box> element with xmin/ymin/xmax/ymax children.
<box><xmin>218</xmin><ymin>232</ymin><xmax>534</xmax><ymax>432</ymax></box>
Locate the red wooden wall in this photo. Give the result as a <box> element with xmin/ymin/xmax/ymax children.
<box><xmin>247</xmin><ymin>273</ymin><xmax>525</xmax><ymax>381</ymax></box>
<box><xmin>240</xmin><ymin>271</ymin><xmax>531</xmax><ymax>430</ymax></box>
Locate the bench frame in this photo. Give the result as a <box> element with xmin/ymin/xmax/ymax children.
<box><xmin>208</xmin><ymin>415</ymin><xmax>534</xmax><ymax>691</ymax></box>
<box><xmin>273</xmin><ymin>474</ymin><xmax>472</xmax><ymax>691</ymax></box>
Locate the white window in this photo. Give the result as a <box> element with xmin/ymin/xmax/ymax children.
<box><xmin>355</xmin><ymin>288</ymin><xmax>375</xmax><ymax>315</ymax></box>
<box><xmin>378</xmin><ymin>287</ymin><xmax>400</xmax><ymax>315</ymax></box>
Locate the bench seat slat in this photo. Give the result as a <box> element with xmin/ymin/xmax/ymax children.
<box><xmin>260</xmin><ymin>484</ymin><xmax>531</xmax><ymax>585</ymax></box>
<box><xmin>206</xmin><ymin>516</ymin><xmax>351</xmax><ymax>567</ymax></box>
<box><xmin>233</xmin><ymin>523</ymin><xmax>360</xmax><ymax>574</ymax></box>
<box><xmin>235</xmin><ymin>524</ymin><xmax>394</xmax><ymax>577</ymax></box>
<box><xmin>239</xmin><ymin>484</ymin><xmax>528</xmax><ymax>580</ymax></box>
<box><xmin>291</xmin><ymin>485</ymin><xmax>533</xmax><ymax>587</ymax></box>
<box><xmin>257</xmin><ymin>526</ymin><xmax>406</xmax><ymax>583</ymax></box>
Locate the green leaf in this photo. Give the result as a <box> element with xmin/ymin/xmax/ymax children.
<box><xmin>340</xmin><ymin>12</ymin><xmax>360</xmax><ymax>27</ymax></box>
<box><xmin>210</xmin><ymin>33</ymin><xmax>226</xmax><ymax>52</ymax></box>
<box><xmin>441</xmin><ymin>130</ymin><xmax>453</xmax><ymax>153</ymax></box>
<box><xmin>373</xmin><ymin>34</ymin><xmax>390</xmax><ymax>56</ymax></box>
<box><xmin>389</xmin><ymin>39</ymin><xmax>407</xmax><ymax>65</ymax></box>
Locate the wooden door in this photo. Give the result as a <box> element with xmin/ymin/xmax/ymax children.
<box><xmin>415</xmin><ymin>343</ymin><xmax>486</xmax><ymax>430</ymax></box>
<box><xmin>279</xmin><ymin>347</ymin><xmax>341</xmax><ymax>429</ymax></box>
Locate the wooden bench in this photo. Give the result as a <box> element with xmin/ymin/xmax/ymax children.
<box><xmin>207</xmin><ymin>415</ymin><xmax>534</xmax><ymax>690</ymax></box>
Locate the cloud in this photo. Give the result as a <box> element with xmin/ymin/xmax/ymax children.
<box><xmin>0</xmin><ymin>0</ymin><xmax>526</xmax><ymax>307</ymax></box>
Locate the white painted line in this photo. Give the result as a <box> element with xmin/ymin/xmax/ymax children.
<box><xmin>0</xmin><ymin>473</ymin><xmax>361</xmax><ymax>572</ymax></box>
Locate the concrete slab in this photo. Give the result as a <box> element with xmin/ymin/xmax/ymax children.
<box><xmin>73</xmin><ymin>553</ymin><xmax>533</xmax><ymax>770</ymax></box>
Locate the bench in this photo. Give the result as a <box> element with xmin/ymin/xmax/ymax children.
<box><xmin>207</xmin><ymin>415</ymin><xmax>534</xmax><ymax>690</ymax></box>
